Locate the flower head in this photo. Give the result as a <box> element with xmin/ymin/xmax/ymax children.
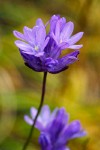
<box><xmin>24</xmin><ymin>105</ymin><xmax>58</xmax><ymax>131</ymax></box>
<box><xmin>24</xmin><ymin>105</ymin><xmax>86</xmax><ymax>150</ymax></box>
<box><xmin>50</xmin><ymin>15</ymin><xmax>83</xmax><ymax>50</ymax></box>
<box><xmin>13</xmin><ymin>15</ymin><xmax>83</xmax><ymax>73</ymax></box>
<box><xmin>13</xmin><ymin>19</ymin><xmax>49</xmax><ymax>57</ymax></box>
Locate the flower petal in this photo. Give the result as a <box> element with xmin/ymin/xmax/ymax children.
<box><xmin>68</xmin><ymin>32</ymin><xmax>84</xmax><ymax>45</ymax></box>
<box><xmin>13</xmin><ymin>30</ymin><xmax>25</xmax><ymax>41</ymax></box>
<box><xmin>35</xmin><ymin>26</ymin><xmax>46</xmax><ymax>46</ymax></box>
<box><xmin>20</xmin><ymin>52</ymin><xmax>43</xmax><ymax>72</ymax></box>
<box><xmin>30</xmin><ymin>107</ymin><xmax>37</xmax><ymax>119</ymax></box>
<box><xmin>15</xmin><ymin>40</ymin><xmax>34</xmax><ymax>53</ymax></box>
<box><xmin>51</xmin><ymin>32</ymin><xmax>58</xmax><ymax>44</ymax></box>
<box><xmin>57</xmin><ymin>120</ymin><xmax>84</xmax><ymax>145</ymax></box>
<box><xmin>60</xmin><ymin>21</ymin><xmax>74</xmax><ymax>41</ymax></box>
<box><xmin>50</xmin><ymin>15</ymin><xmax>59</xmax><ymax>32</ymax></box>
<box><xmin>68</xmin><ymin>44</ymin><xmax>83</xmax><ymax>49</ymax></box>
<box><xmin>36</xmin><ymin>18</ymin><xmax>44</xmax><ymax>26</ymax></box>
<box><xmin>42</xmin><ymin>37</ymin><xmax>50</xmax><ymax>50</ymax></box>
<box><xmin>58</xmin><ymin>50</ymin><xmax>79</xmax><ymax>65</ymax></box>
<box><xmin>50</xmin><ymin>108</ymin><xmax>58</xmax><ymax>122</ymax></box>
<box><xmin>47</xmin><ymin>51</ymin><xmax>79</xmax><ymax>74</ymax></box>
<box><xmin>55</xmin><ymin>20</ymin><xmax>60</xmax><ymax>42</ymax></box>
<box><xmin>40</xmin><ymin>105</ymin><xmax>51</xmax><ymax>121</ymax></box>
<box><xmin>69</xmin><ymin>130</ymin><xmax>87</xmax><ymax>139</ymax></box>
<box><xmin>24</xmin><ymin>115</ymin><xmax>33</xmax><ymax>125</ymax></box>
<box><xmin>47</xmin><ymin>108</ymin><xmax>68</xmax><ymax>139</ymax></box>
<box><xmin>39</xmin><ymin>133</ymin><xmax>52</xmax><ymax>149</ymax></box>
<box><xmin>23</xmin><ymin>26</ymin><xmax>35</xmax><ymax>44</ymax></box>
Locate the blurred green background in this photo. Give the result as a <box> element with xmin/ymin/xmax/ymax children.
<box><xmin>0</xmin><ymin>0</ymin><xmax>100</xmax><ymax>150</ymax></box>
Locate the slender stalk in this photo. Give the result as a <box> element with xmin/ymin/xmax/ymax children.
<box><xmin>22</xmin><ymin>72</ymin><xmax>47</xmax><ymax>150</ymax></box>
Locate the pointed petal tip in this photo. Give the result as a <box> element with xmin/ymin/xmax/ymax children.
<box><xmin>24</xmin><ymin>115</ymin><xmax>33</xmax><ymax>125</ymax></box>
<box><xmin>81</xmin><ymin>31</ymin><xmax>84</xmax><ymax>34</ymax></box>
<box><xmin>24</xmin><ymin>115</ymin><xmax>28</xmax><ymax>121</ymax></box>
<box><xmin>14</xmin><ymin>40</ymin><xmax>22</xmax><ymax>46</ymax></box>
<box><xmin>80</xmin><ymin>32</ymin><xmax>84</xmax><ymax>37</ymax></box>
<box><xmin>23</xmin><ymin>26</ymin><xmax>32</xmax><ymax>32</ymax></box>
<box><xmin>75</xmin><ymin>50</ymin><xmax>80</xmax><ymax>55</ymax></box>
<box><xmin>36</xmin><ymin>18</ymin><xmax>44</xmax><ymax>26</ymax></box>
<box><xmin>59</xmin><ymin>107</ymin><xmax>66</xmax><ymax>113</ymax></box>
<box><xmin>68</xmin><ymin>44</ymin><xmax>83</xmax><ymax>49</ymax></box>
<box><xmin>13</xmin><ymin>30</ymin><xmax>17</xmax><ymax>35</ymax></box>
<box><xmin>24</xmin><ymin>26</ymin><xmax>28</xmax><ymax>29</ymax></box>
<box><xmin>82</xmin><ymin>130</ymin><xmax>87</xmax><ymax>136</ymax></box>
<box><xmin>67</xmin><ymin>21</ymin><xmax>74</xmax><ymax>25</ymax></box>
<box><xmin>13</xmin><ymin>30</ymin><xmax>20</xmax><ymax>37</ymax></box>
<box><xmin>30</xmin><ymin>107</ymin><xmax>37</xmax><ymax>119</ymax></box>
<box><xmin>14</xmin><ymin>40</ymin><xmax>18</xmax><ymax>46</ymax></box>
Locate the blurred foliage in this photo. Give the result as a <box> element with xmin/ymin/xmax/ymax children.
<box><xmin>0</xmin><ymin>0</ymin><xmax>100</xmax><ymax>150</ymax></box>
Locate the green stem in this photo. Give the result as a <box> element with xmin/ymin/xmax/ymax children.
<box><xmin>22</xmin><ymin>72</ymin><xmax>47</xmax><ymax>150</ymax></box>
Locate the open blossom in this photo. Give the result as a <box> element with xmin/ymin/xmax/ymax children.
<box><xmin>13</xmin><ymin>15</ymin><xmax>83</xmax><ymax>73</ymax></box>
<box><xmin>24</xmin><ymin>105</ymin><xmax>58</xmax><ymax>131</ymax></box>
<box><xmin>24</xmin><ymin>105</ymin><xmax>86</xmax><ymax>150</ymax></box>
<box><xmin>50</xmin><ymin>15</ymin><xmax>83</xmax><ymax>50</ymax></box>
<box><xmin>13</xmin><ymin>19</ymin><xmax>49</xmax><ymax>57</ymax></box>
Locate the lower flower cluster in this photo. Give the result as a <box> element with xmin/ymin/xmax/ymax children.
<box><xmin>24</xmin><ymin>105</ymin><xmax>86</xmax><ymax>150</ymax></box>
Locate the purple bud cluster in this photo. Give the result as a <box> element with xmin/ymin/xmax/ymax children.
<box><xmin>13</xmin><ymin>15</ymin><xmax>83</xmax><ymax>73</ymax></box>
<box><xmin>13</xmin><ymin>15</ymin><xmax>86</xmax><ymax>150</ymax></box>
<box><xmin>25</xmin><ymin>105</ymin><xmax>86</xmax><ymax>150</ymax></box>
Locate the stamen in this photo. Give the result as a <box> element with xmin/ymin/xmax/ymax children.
<box><xmin>34</xmin><ymin>46</ymin><xmax>39</xmax><ymax>51</ymax></box>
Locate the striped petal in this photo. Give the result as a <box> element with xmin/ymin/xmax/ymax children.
<box><xmin>68</xmin><ymin>32</ymin><xmax>84</xmax><ymax>45</ymax></box>
<box><xmin>13</xmin><ymin>30</ymin><xmax>25</xmax><ymax>41</ymax></box>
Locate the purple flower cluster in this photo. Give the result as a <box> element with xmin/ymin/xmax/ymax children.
<box><xmin>13</xmin><ymin>15</ymin><xmax>83</xmax><ymax>73</ymax></box>
<box><xmin>24</xmin><ymin>105</ymin><xmax>86</xmax><ymax>150</ymax></box>
<box><xmin>13</xmin><ymin>15</ymin><xmax>86</xmax><ymax>150</ymax></box>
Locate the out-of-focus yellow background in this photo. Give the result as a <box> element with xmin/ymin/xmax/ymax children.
<box><xmin>0</xmin><ymin>0</ymin><xmax>100</xmax><ymax>150</ymax></box>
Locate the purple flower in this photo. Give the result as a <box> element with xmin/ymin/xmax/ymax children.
<box><xmin>13</xmin><ymin>15</ymin><xmax>83</xmax><ymax>73</ymax></box>
<box><xmin>24</xmin><ymin>105</ymin><xmax>58</xmax><ymax>131</ymax></box>
<box><xmin>13</xmin><ymin>19</ymin><xmax>49</xmax><ymax>57</ymax></box>
<box><xmin>24</xmin><ymin>105</ymin><xmax>86</xmax><ymax>150</ymax></box>
<box><xmin>50</xmin><ymin>15</ymin><xmax>83</xmax><ymax>50</ymax></box>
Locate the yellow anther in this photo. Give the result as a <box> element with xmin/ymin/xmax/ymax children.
<box><xmin>60</xmin><ymin>39</ymin><xmax>62</xmax><ymax>43</ymax></box>
<box><xmin>34</xmin><ymin>46</ymin><xmax>39</xmax><ymax>51</ymax></box>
